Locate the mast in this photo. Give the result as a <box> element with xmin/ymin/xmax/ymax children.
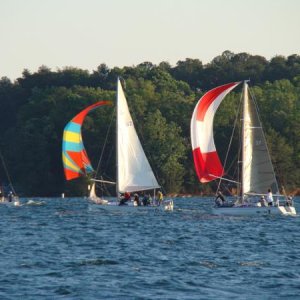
<box><xmin>241</xmin><ymin>81</ymin><xmax>248</xmax><ymax>201</ymax></box>
<box><xmin>116</xmin><ymin>77</ymin><xmax>119</xmax><ymax>198</ymax></box>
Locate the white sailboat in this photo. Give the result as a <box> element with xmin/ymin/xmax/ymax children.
<box><xmin>104</xmin><ymin>78</ymin><xmax>173</xmax><ymax>210</ymax></box>
<box><xmin>190</xmin><ymin>80</ymin><xmax>296</xmax><ymax>216</ymax></box>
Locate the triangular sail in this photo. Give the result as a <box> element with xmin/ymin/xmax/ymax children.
<box><xmin>116</xmin><ymin>78</ymin><xmax>160</xmax><ymax>193</ymax></box>
<box><xmin>191</xmin><ymin>82</ymin><xmax>241</xmax><ymax>183</ymax></box>
<box><xmin>89</xmin><ymin>182</ymin><xmax>97</xmax><ymax>198</ymax></box>
<box><xmin>62</xmin><ymin>101</ymin><xmax>111</xmax><ymax>180</ymax></box>
<box><xmin>242</xmin><ymin>82</ymin><xmax>279</xmax><ymax>195</ymax></box>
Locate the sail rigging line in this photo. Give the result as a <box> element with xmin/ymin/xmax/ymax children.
<box><xmin>217</xmin><ymin>85</ymin><xmax>243</xmax><ymax>193</ymax></box>
<box><xmin>209</xmin><ymin>174</ymin><xmax>240</xmax><ymax>184</ymax></box>
<box><xmin>94</xmin><ymin>107</ymin><xmax>115</xmax><ymax>179</ymax></box>
<box><xmin>0</xmin><ymin>149</ymin><xmax>17</xmax><ymax>195</ymax></box>
<box><xmin>91</xmin><ymin>178</ymin><xmax>116</xmax><ymax>184</ymax></box>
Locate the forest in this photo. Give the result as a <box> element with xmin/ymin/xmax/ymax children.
<box><xmin>0</xmin><ymin>50</ymin><xmax>300</xmax><ymax>197</ymax></box>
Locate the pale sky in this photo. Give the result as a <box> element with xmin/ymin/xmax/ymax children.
<box><xmin>1</xmin><ymin>0</ymin><xmax>300</xmax><ymax>80</ymax></box>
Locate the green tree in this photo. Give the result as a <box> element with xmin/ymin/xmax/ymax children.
<box><xmin>142</xmin><ymin>110</ymin><xmax>186</xmax><ymax>193</ymax></box>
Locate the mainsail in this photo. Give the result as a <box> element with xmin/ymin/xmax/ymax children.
<box><xmin>116</xmin><ymin>78</ymin><xmax>160</xmax><ymax>193</ymax></box>
<box><xmin>190</xmin><ymin>82</ymin><xmax>240</xmax><ymax>183</ymax></box>
<box><xmin>241</xmin><ymin>82</ymin><xmax>279</xmax><ymax>195</ymax></box>
<box><xmin>62</xmin><ymin>101</ymin><xmax>111</xmax><ymax>180</ymax></box>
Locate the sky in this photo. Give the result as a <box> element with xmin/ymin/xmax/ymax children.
<box><xmin>1</xmin><ymin>0</ymin><xmax>300</xmax><ymax>80</ymax></box>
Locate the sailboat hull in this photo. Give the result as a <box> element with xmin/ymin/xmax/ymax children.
<box><xmin>0</xmin><ymin>198</ymin><xmax>20</xmax><ymax>206</ymax></box>
<box><xmin>91</xmin><ymin>199</ymin><xmax>174</xmax><ymax>211</ymax></box>
<box><xmin>88</xmin><ymin>196</ymin><xmax>109</xmax><ymax>205</ymax></box>
<box><xmin>212</xmin><ymin>205</ymin><xmax>296</xmax><ymax>216</ymax></box>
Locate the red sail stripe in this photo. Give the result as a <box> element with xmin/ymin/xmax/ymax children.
<box><xmin>192</xmin><ymin>147</ymin><xmax>224</xmax><ymax>183</ymax></box>
<box><xmin>72</xmin><ymin>101</ymin><xmax>112</xmax><ymax>124</ymax></box>
<box><xmin>65</xmin><ymin>169</ymin><xmax>81</xmax><ymax>180</ymax></box>
<box><xmin>67</xmin><ymin>151</ymin><xmax>85</xmax><ymax>171</ymax></box>
<box><xmin>196</xmin><ymin>82</ymin><xmax>239</xmax><ymax>121</ymax></box>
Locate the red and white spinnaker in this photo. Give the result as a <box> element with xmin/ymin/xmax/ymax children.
<box><xmin>190</xmin><ymin>82</ymin><xmax>240</xmax><ymax>183</ymax></box>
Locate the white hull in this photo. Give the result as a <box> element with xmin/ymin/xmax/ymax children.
<box><xmin>212</xmin><ymin>205</ymin><xmax>296</xmax><ymax>216</ymax></box>
<box><xmin>91</xmin><ymin>199</ymin><xmax>173</xmax><ymax>211</ymax></box>
<box><xmin>0</xmin><ymin>198</ymin><xmax>20</xmax><ymax>206</ymax></box>
<box><xmin>88</xmin><ymin>196</ymin><xmax>109</xmax><ymax>205</ymax></box>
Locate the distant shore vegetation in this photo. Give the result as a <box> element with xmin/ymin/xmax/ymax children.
<box><xmin>0</xmin><ymin>50</ymin><xmax>300</xmax><ymax>196</ymax></box>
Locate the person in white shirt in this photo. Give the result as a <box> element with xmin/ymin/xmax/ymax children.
<box><xmin>267</xmin><ymin>189</ymin><xmax>274</xmax><ymax>206</ymax></box>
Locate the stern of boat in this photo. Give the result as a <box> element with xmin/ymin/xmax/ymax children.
<box><xmin>163</xmin><ymin>199</ymin><xmax>174</xmax><ymax>211</ymax></box>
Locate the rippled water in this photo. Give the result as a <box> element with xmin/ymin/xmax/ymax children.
<box><xmin>0</xmin><ymin>197</ymin><xmax>299</xmax><ymax>299</ymax></box>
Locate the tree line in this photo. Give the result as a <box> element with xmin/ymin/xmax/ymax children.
<box><xmin>0</xmin><ymin>50</ymin><xmax>299</xmax><ymax>196</ymax></box>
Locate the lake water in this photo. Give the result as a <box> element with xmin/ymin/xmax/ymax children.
<box><xmin>0</xmin><ymin>197</ymin><xmax>299</xmax><ymax>299</ymax></box>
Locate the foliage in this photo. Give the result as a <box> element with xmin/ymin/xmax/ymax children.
<box><xmin>0</xmin><ymin>51</ymin><xmax>299</xmax><ymax>196</ymax></box>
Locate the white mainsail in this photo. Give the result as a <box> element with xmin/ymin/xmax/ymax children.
<box><xmin>116</xmin><ymin>78</ymin><xmax>160</xmax><ymax>194</ymax></box>
<box><xmin>242</xmin><ymin>82</ymin><xmax>279</xmax><ymax>196</ymax></box>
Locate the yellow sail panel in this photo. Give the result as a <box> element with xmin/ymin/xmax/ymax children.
<box><xmin>63</xmin><ymin>131</ymin><xmax>81</xmax><ymax>143</ymax></box>
<box><xmin>62</xmin><ymin>153</ymin><xmax>81</xmax><ymax>173</ymax></box>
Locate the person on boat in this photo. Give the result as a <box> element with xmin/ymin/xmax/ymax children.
<box><xmin>119</xmin><ymin>191</ymin><xmax>131</xmax><ymax>205</ymax></box>
<box><xmin>259</xmin><ymin>195</ymin><xmax>267</xmax><ymax>207</ymax></box>
<box><xmin>142</xmin><ymin>193</ymin><xmax>152</xmax><ymax>206</ymax></box>
<box><xmin>8</xmin><ymin>191</ymin><xmax>13</xmax><ymax>202</ymax></box>
<box><xmin>133</xmin><ymin>193</ymin><xmax>141</xmax><ymax>206</ymax></box>
<box><xmin>215</xmin><ymin>191</ymin><xmax>226</xmax><ymax>206</ymax></box>
<box><xmin>157</xmin><ymin>190</ymin><xmax>163</xmax><ymax>206</ymax></box>
<box><xmin>142</xmin><ymin>193</ymin><xmax>148</xmax><ymax>206</ymax></box>
<box><xmin>266</xmin><ymin>189</ymin><xmax>274</xmax><ymax>206</ymax></box>
<box><xmin>148</xmin><ymin>193</ymin><xmax>153</xmax><ymax>205</ymax></box>
<box><xmin>285</xmin><ymin>196</ymin><xmax>293</xmax><ymax>207</ymax></box>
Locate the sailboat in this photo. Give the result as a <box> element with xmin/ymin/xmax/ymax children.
<box><xmin>62</xmin><ymin>100</ymin><xmax>112</xmax><ymax>204</ymax></box>
<box><xmin>190</xmin><ymin>81</ymin><xmax>296</xmax><ymax>216</ymax></box>
<box><xmin>62</xmin><ymin>78</ymin><xmax>173</xmax><ymax>211</ymax></box>
<box><xmin>0</xmin><ymin>151</ymin><xmax>20</xmax><ymax>206</ymax></box>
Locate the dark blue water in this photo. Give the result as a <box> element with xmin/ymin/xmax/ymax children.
<box><xmin>0</xmin><ymin>197</ymin><xmax>299</xmax><ymax>299</ymax></box>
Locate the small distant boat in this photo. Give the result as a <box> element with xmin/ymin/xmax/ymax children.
<box><xmin>0</xmin><ymin>151</ymin><xmax>20</xmax><ymax>206</ymax></box>
<box><xmin>25</xmin><ymin>199</ymin><xmax>45</xmax><ymax>206</ymax></box>
<box><xmin>88</xmin><ymin>182</ymin><xmax>108</xmax><ymax>205</ymax></box>
<box><xmin>62</xmin><ymin>78</ymin><xmax>173</xmax><ymax>211</ymax></box>
<box><xmin>190</xmin><ymin>81</ymin><xmax>296</xmax><ymax>216</ymax></box>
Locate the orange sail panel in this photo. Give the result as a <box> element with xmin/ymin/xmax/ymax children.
<box><xmin>62</xmin><ymin>101</ymin><xmax>111</xmax><ymax>180</ymax></box>
<box><xmin>190</xmin><ymin>82</ymin><xmax>241</xmax><ymax>183</ymax></box>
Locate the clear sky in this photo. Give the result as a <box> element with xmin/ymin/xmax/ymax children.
<box><xmin>1</xmin><ymin>0</ymin><xmax>300</xmax><ymax>80</ymax></box>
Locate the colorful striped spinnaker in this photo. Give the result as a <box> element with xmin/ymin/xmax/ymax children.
<box><xmin>190</xmin><ymin>82</ymin><xmax>240</xmax><ymax>183</ymax></box>
<box><xmin>62</xmin><ymin>101</ymin><xmax>111</xmax><ymax>180</ymax></box>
